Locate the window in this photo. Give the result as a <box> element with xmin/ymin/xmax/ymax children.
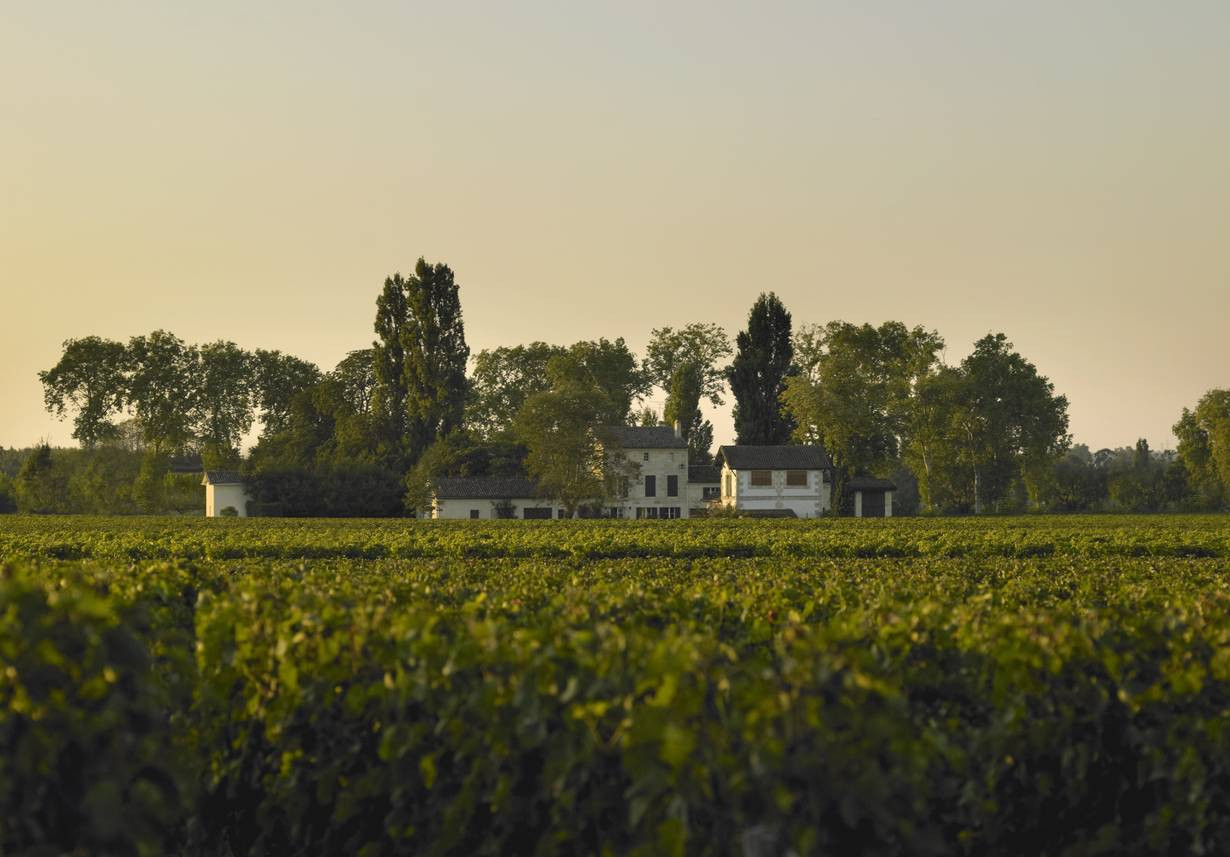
<box><xmin>786</xmin><ymin>470</ymin><xmax>808</xmax><ymax>487</ymax></box>
<box><xmin>666</xmin><ymin>475</ymin><xmax>678</xmax><ymax>497</ymax></box>
<box><xmin>619</xmin><ymin>477</ymin><xmax>630</xmax><ymax>498</ymax></box>
<box><xmin>724</xmin><ymin>474</ymin><xmax>732</xmax><ymax>497</ymax></box>
<box><xmin>643</xmin><ymin>452</ymin><xmax>650</xmax><ymax>462</ymax></box>
<box><xmin>644</xmin><ymin>475</ymin><xmax>656</xmax><ymax>497</ymax></box>
<box><xmin>636</xmin><ymin>506</ymin><xmax>681</xmax><ymax>519</ymax></box>
<box><xmin>469</xmin><ymin>509</ymin><xmax>480</xmax><ymax>519</ymax></box>
<box><xmin>522</xmin><ymin>507</ymin><xmax>551</xmax><ymax>519</ymax></box>
<box><xmin>703</xmin><ymin>486</ymin><xmax>720</xmax><ymax>500</ymax></box>
<box><xmin>750</xmin><ymin>470</ymin><xmax>772</xmax><ymax>487</ymax></box>
<box><xmin>557</xmin><ymin>508</ymin><xmax>568</xmax><ymax>519</ymax></box>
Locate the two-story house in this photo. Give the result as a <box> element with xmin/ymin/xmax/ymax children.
<box><xmin>603</xmin><ymin>424</ymin><xmax>690</xmax><ymax>519</ymax></box>
<box><xmin>428</xmin><ymin>424</ymin><xmax>692</xmax><ymax>519</ymax></box>
<box><xmin>715</xmin><ymin>444</ymin><xmax>833</xmax><ymax>518</ymax></box>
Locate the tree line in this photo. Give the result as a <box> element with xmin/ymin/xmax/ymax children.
<box><xmin>9</xmin><ymin>260</ymin><xmax>1229</xmax><ymax>516</ymax></box>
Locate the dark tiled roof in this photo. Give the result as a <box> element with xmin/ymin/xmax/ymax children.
<box><xmin>169</xmin><ymin>454</ymin><xmax>203</xmax><ymax>473</ymax></box>
<box><xmin>688</xmin><ymin>465</ymin><xmax>721</xmax><ymax>484</ymax></box>
<box><xmin>434</xmin><ymin>476</ymin><xmax>539</xmax><ymax>500</ymax></box>
<box><xmin>201</xmin><ymin>470</ymin><xmax>243</xmax><ymax>485</ymax></box>
<box><xmin>602</xmin><ymin>425</ymin><xmax>688</xmax><ymax>450</ymax></box>
<box><xmin>717</xmin><ymin>445</ymin><xmax>832</xmax><ymax>471</ymax></box>
<box><xmin>848</xmin><ymin>476</ymin><xmax>897</xmax><ymax>491</ymax></box>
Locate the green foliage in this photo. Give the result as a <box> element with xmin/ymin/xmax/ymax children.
<box><xmin>727</xmin><ymin>292</ymin><xmax>795</xmax><ymax>445</ymax></box>
<box><xmin>467</xmin><ymin>342</ymin><xmax>567</xmax><ymax>439</ymax></box>
<box><xmin>37</xmin><ymin>336</ymin><xmax>129</xmax><ymax>448</ymax></box>
<box><xmin>15</xmin><ymin>444</ymin><xmax>67</xmax><ymax>514</ymax></box>
<box><xmin>0</xmin><ymin>475</ymin><xmax>15</xmax><ymax>514</ymax></box>
<box><xmin>515</xmin><ymin>376</ymin><xmax>613</xmax><ymax>517</ymax></box>
<box><xmin>2</xmin><ymin>517</ymin><xmax>1230</xmax><ymax>854</ymax></box>
<box><xmin>783</xmin><ymin>321</ymin><xmax>943</xmax><ymax>514</ymax></box>
<box><xmin>0</xmin><ymin>564</ymin><xmax>192</xmax><ymax>856</ymax></box>
<box><xmin>1175</xmin><ymin>391</ymin><xmax>1230</xmax><ymax>510</ymax></box>
<box><xmin>906</xmin><ymin>335</ymin><xmax>1069</xmax><ymax>514</ymax></box>
<box><xmin>373</xmin><ymin>259</ymin><xmax>470</xmax><ymax>466</ymax></box>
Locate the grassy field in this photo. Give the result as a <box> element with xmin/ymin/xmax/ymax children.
<box><xmin>3</xmin><ymin>515</ymin><xmax>1230</xmax><ymax>855</ymax></box>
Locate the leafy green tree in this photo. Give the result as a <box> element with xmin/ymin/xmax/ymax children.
<box><xmin>644</xmin><ymin>323</ymin><xmax>731</xmax><ymax>437</ymax></box>
<box><xmin>15</xmin><ymin>444</ymin><xmax>68</xmax><ymax>514</ymax></box>
<box><xmin>562</xmin><ymin>338</ymin><xmax>649</xmax><ymax>426</ymax></box>
<box><xmin>466</xmin><ymin>342</ymin><xmax>567</xmax><ymax>438</ymax></box>
<box><xmin>781</xmin><ymin>321</ymin><xmax>943</xmax><ymax>513</ymax></box>
<box><xmin>907</xmin><ymin>335</ymin><xmax>1069</xmax><ymax>513</ymax></box>
<box><xmin>192</xmin><ymin>341</ymin><xmax>255</xmax><ymax>468</ymax></box>
<box><xmin>133</xmin><ymin>451</ymin><xmax>169</xmax><ymax>513</ymax></box>
<box><xmin>904</xmin><ymin>367</ymin><xmax>981</xmax><ymax>513</ymax></box>
<box><xmin>1175</xmin><ymin>389</ymin><xmax>1230</xmax><ymax>508</ymax></box>
<box><xmin>372</xmin><ymin>273</ymin><xmax>412</xmax><ymax>455</ymax></box>
<box><xmin>126</xmin><ymin>331</ymin><xmax>198</xmax><ymax>456</ymax></box>
<box><xmin>38</xmin><ymin>336</ymin><xmax>129</xmax><ymax>448</ymax></box>
<box><xmin>379</xmin><ymin>259</ymin><xmax>470</xmax><ymax>464</ymax></box>
<box><xmin>252</xmin><ymin>349</ymin><xmax>321</xmax><ymax>438</ymax></box>
<box><xmin>662</xmin><ymin>361</ymin><xmax>715</xmax><ymax>464</ymax></box>
<box><xmin>727</xmin><ymin>293</ymin><xmax>795</xmax><ymax>444</ymax></box>
<box><xmin>515</xmin><ymin>362</ymin><xmax>614</xmax><ymax>516</ymax></box>
<box><xmin>0</xmin><ymin>473</ymin><xmax>16</xmax><ymax>513</ymax></box>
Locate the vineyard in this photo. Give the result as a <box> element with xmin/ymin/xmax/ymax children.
<box><xmin>3</xmin><ymin>516</ymin><xmax>1230</xmax><ymax>855</ymax></box>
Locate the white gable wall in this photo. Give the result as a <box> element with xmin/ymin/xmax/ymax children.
<box><xmin>719</xmin><ymin>464</ymin><xmax>830</xmax><ymax>518</ymax></box>
<box><xmin>205</xmin><ymin>483</ymin><xmax>250</xmax><ymax>517</ymax></box>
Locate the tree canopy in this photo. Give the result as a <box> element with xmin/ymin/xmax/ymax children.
<box><xmin>727</xmin><ymin>293</ymin><xmax>795</xmax><ymax>445</ymax></box>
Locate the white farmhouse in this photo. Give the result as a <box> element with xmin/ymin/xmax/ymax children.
<box><xmin>715</xmin><ymin>445</ymin><xmax>833</xmax><ymax>518</ymax></box>
<box><xmin>202</xmin><ymin>470</ymin><xmax>251</xmax><ymax>517</ymax></box>
<box><xmin>428</xmin><ymin>424</ymin><xmax>693</xmax><ymax>520</ymax></box>
<box><xmin>603</xmin><ymin>424</ymin><xmax>690</xmax><ymax>518</ymax></box>
<box><xmin>431</xmin><ymin>476</ymin><xmax>559</xmax><ymax>519</ymax></box>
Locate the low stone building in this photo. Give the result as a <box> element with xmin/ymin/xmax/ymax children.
<box><xmin>431</xmin><ymin>476</ymin><xmax>559</xmax><ymax>519</ymax></box>
<box><xmin>715</xmin><ymin>445</ymin><xmax>833</xmax><ymax>518</ymax></box>
<box><xmin>202</xmin><ymin>470</ymin><xmax>251</xmax><ymax>517</ymax></box>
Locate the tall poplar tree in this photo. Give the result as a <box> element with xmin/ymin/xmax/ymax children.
<box><xmin>727</xmin><ymin>293</ymin><xmax>795</xmax><ymax>445</ymax></box>
<box><xmin>371</xmin><ymin>258</ymin><xmax>470</xmax><ymax>466</ymax></box>
<box><xmin>402</xmin><ymin>258</ymin><xmax>469</xmax><ymax>463</ymax></box>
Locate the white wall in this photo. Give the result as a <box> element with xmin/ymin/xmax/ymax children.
<box><xmin>432</xmin><ymin>497</ymin><xmax>558</xmax><ymax>519</ymax></box>
<box><xmin>205</xmin><ymin>483</ymin><xmax>250</xmax><ymax>517</ymax></box>
<box><xmin>608</xmin><ymin>447</ymin><xmax>690</xmax><ymax>518</ymax></box>
<box><xmin>719</xmin><ymin>465</ymin><xmax>830</xmax><ymax>518</ymax></box>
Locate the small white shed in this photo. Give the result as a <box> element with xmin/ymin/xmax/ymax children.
<box><xmin>202</xmin><ymin>470</ymin><xmax>251</xmax><ymax>517</ymax></box>
<box><xmin>849</xmin><ymin>476</ymin><xmax>897</xmax><ymax>518</ymax></box>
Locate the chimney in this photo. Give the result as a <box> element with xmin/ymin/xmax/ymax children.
<box><xmin>672</xmin><ymin>419</ymin><xmax>682</xmax><ymax>439</ymax></box>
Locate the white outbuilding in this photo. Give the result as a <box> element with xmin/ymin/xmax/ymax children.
<box><xmin>848</xmin><ymin>476</ymin><xmax>897</xmax><ymax>518</ymax></box>
<box><xmin>202</xmin><ymin>470</ymin><xmax>251</xmax><ymax>517</ymax></box>
<box><xmin>715</xmin><ymin>445</ymin><xmax>833</xmax><ymax>518</ymax></box>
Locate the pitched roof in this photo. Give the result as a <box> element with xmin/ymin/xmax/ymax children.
<box><xmin>716</xmin><ymin>445</ymin><xmax>832</xmax><ymax>471</ymax></box>
<box><xmin>688</xmin><ymin>465</ymin><xmax>721</xmax><ymax>484</ymax></box>
<box><xmin>201</xmin><ymin>470</ymin><xmax>243</xmax><ymax>485</ymax></box>
<box><xmin>847</xmin><ymin>476</ymin><xmax>897</xmax><ymax>491</ymax></box>
<box><xmin>601</xmin><ymin>425</ymin><xmax>688</xmax><ymax>450</ymax></box>
<box><xmin>434</xmin><ymin>476</ymin><xmax>539</xmax><ymax>500</ymax></box>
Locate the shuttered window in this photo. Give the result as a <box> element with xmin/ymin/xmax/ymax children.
<box><xmin>750</xmin><ymin>470</ymin><xmax>772</xmax><ymax>487</ymax></box>
<box><xmin>786</xmin><ymin>470</ymin><xmax>808</xmax><ymax>487</ymax></box>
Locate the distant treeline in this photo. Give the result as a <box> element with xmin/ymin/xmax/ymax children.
<box><xmin>13</xmin><ymin>257</ymin><xmax>1229</xmax><ymax>516</ymax></box>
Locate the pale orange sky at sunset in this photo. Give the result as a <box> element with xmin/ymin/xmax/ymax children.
<box><xmin>3</xmin><ymin>1</ymin><xmax>1227</xmax><ymax>451</ymax></box>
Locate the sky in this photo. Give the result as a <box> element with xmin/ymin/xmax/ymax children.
<box><xmin>3</xmin><ymin>1</ymin><xmax>1228</xmax><ymax>452</ymax></box>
